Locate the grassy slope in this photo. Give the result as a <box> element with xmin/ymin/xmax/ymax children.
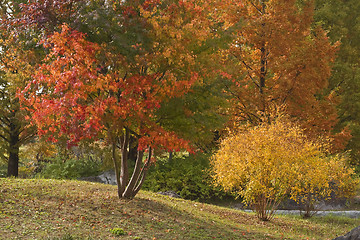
<box><xmin>0</xmin><ymin>178</ymin><xmax>357</xmax><ymax>240</ymax></box>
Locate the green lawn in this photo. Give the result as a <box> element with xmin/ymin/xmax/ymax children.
<box><xmin>0</xmin><ymin>178</ymin><xmax>357</xmax><ymax>239</ymax></box>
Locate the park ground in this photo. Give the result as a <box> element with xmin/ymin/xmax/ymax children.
<box><xmin>0</xmin><ymin>178</ymin><xmax>358</xmax><ymax>240</ymax></box>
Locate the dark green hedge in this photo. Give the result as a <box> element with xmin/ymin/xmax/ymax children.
<box><xmin>143</xmin><ymin>153</ymin><xmax>234</xmax><ymax>202</ymax></box>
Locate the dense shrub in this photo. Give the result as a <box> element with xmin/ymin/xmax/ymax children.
<box><xmin>212</xmin><ymin>116</ymin><xmax>358</xmax><ymax>221</ymax></box>
<box><xmin>37</xmin><ymin>157</ymin><xmax>101</xmax><ymax>180</ymax></box>
<box><xmin>143</xmin><ymin>153</ymin><xmax>234</xmax><ymax>202</ymax></box>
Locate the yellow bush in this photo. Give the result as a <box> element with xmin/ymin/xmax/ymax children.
<box><xmin>211</xmin><ymin>117</ymin><xmax>358</xmax><ymax>220</ymax></box>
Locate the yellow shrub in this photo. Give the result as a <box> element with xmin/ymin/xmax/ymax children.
<box><xmin>211</xmin><ymin>117</ymin><xmax>358</xmax><ymax>220</ymax></box>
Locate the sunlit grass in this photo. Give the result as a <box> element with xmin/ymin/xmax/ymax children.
<box><xmin>0</xmin><ymin>178</ymin><xmax>357</xmax><ymax>239</ymax></box>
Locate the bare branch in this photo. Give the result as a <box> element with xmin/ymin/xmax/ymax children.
<box><xmin>0</xmin><ymin>115</ymin><xmax>10</xmax><ymax>126</ymax></box>
<box><xmin>0</xmin><ymin>132</ymin><xmax>9</xmax><ymax>142</ymax></box>
<box><xmin>246</xmin><ymin>0</ymin><xmax>263</xmax><ymax>15</ymax></box>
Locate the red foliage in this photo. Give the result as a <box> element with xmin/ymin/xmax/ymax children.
<box><xmin>19</xmin><ymin>24</ymin><xmax>195</xmax><ymax>151</ymax></box>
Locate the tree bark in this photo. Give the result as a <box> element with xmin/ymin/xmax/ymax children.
<box><xmin>168</xmin><ymin>151</ymin><xmax>173</xmax><ymax>162</ymax></box>
<box><xmin>112</xmin><ymin>140</ymin><xmax>122</xmax><ymax>198</ymax></box>
<box><xmin>7</xmin><ymin>117</ymin><xmax>20</xmax><ymax>177</ymax></box>
<box><xmin>258</xmin><ymin>1</ymin><xmax>267</xmax><ymax>117</ymax></box>
<box><xmin>111</xmin><ymin>129</ymin><xmax>152</xmax><ymax>199</ymax></box>
<box><xmin>133</xmin><ymin>147</ymin><xmax>152</xmax><ymax>196</ymax></box>
<box><xmin>123</xmin><ymin>150</ymin><xmax>144</xmax><ymax>198</ymax></box>
<box><xmin>119</xmin><ymin>129</ymin><xmax>130</xmax><ymax>195</ymax></box>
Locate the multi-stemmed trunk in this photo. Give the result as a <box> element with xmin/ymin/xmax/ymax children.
<box><xmin>111</xmin><ymin>129</ymin><xmax>152</xmax><ymax>199</ymax></box>
<box><xmin>300</xmin><ymin>192</ymin><xmax>317</xmax><ymax>219</ymax></box>
<box><xmin>253</xmin><ymin>194</ymin><xmax>281</xmax><ymax>221</ymax></box>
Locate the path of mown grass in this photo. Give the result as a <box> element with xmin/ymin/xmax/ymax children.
<box><xmin>0</xmin><ymin>178</ymin><xmax>357</xmax><ymax>239</ymax></box>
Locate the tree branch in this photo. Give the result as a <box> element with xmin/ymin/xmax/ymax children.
<box><xmin>0</xmin><ymin>132</ymin><xmax>9</xmax><ymax>142</ymax></box>
<box><xmin>133</xmin><ymin>147</ymin><xmax>152</xmax><ymax>195</ymax></box>
<box><xmin>246</xmin><ymin>0</ymin><xmax>263</xmax><ymax>15</ymax></box>
<box><xmin>0</xmin><ymin>115</ymin><xmax>11</xmax><ymax>127</ymax></box>
<box><xmin>280</xmin><ymin>68</ymin><xmax>304</xmax><ymax>104</ymax></box>
<box><xmin>19</xmin><ymin>132</ymin><xmax>36</xmax><ymax>145</ymax></box>
<box><xmin>231</xmin><ymin>53</ymin><xmax>260</xmax><ymax>89</ymax></box>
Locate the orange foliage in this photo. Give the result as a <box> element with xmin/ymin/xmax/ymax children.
<box><xmin>217</xmin><ymin>0</ymin><xmax>347</xmax><ymax>149</ymax></box>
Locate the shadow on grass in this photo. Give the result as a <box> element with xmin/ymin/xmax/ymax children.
<box><xmin>122</xmin><ymin>196</ymin><xmax>278</xmax><ymax>240</ymax></box>
<box><xmin>3</xmin><ymin>179</ymin><xmax>354</xmax><ymax>240</ymax></box>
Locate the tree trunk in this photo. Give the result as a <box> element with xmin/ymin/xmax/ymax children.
<box><xmin>7</xmin><ymin>146</ymin><xmax>19</xmax><ymax>177</ymax></box>
<box><xmin>112</xmin><ymin>141</ymin><xmax>122</xmax><ymax>199</ymax></box>
<box><xmin>112</xmin><ymin>137</ymin><xmax>152</xmax><ymax>199</ymax></box>
<box><xmin>123</xmin><ymin>150</ymin><xmax>144</xmax><ymax>198</ymax></box>
<box><xmin>7</xmin><ymin>118</ymin><xmax>20</xmax><ymax>177</ymax></box>
<box><xmin>119</xmin><ymin>129</ymin><xmax>130</xmax><ymax>195</ymax></box>
<box><xmin>111</xmin><ymin>130</ymin><xmax>152</xmax><ymax>199</ymax></box>
<box><xmin>132</xmin><ymin>147</ymin><xmax>152</xmax><ymax>196</ymax></box>
<box><xmin>259</xmin><ymin>45</ymin><xmax>266</xmax><ymax>113</ymax></box>
<box><xmin>259</xmin><ymin>2</ymin><xmax>267</xmax><ymax>117</ymax></box>
<box><xmin>168</xmin><ymin>151</ymin><xmax>173</xmax><ymax>162</ymax></box>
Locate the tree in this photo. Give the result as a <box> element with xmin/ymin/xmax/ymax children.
<box><xmin>20</xmin><ymin>0</ymin><xmax>217</xmax><ymax>198</ymax></box>
<box><xmin>314</xmin><ymin>0</ymin><xmax>360</xmax><ymax>163</ymax></box>
<box><xmin>15</xmin><ymin>0</ymin><xmax>230</xmax><ymax>149</ymax></box>
<box><xmin>13</xmin><ymin>0</ymin><xmax>231</xmax><ymax>157</ymax></box>
<box><xmin>0</xmin><ymin>15</ymin><xmax>37</xmax><ymax>177</ymax></box>
<box><xmin>217</xmin><ymin>0</ymin><xmax>348</xmax><ymax>149</ymax></box>
<box><xmin>155</xmin><ymin>78</ymin><xmax>230</xmax><ymax>152</ymax></box>
<box><xmin>211</xmin><ymin>116</ymin><xmax>358</xmax><ymax>221</ymax></box>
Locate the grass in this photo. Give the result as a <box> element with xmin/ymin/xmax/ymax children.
<box><xmin>0</xmin><ymin>178</ymin><xmax>357</xmax><ymax>240</ymax></box>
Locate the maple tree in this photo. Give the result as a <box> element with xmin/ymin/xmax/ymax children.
<box><xmin>211</xmin><ymin>115</ymin><xmax>358</xmax><ymax>221</ymax></box>
<box><xmin>15</xmin><ymin>0</ymin><xmax>228</xmax><ymax>155</ymax></box>
<box><xmin>19</xmin><ymin>0</ymin><xmax>216</xmax><ymax>198</ymax></box>
<box><xmin>216</xmin><ymin>0</ymin><xmax>348</xmax><ymax>149</ymax></box>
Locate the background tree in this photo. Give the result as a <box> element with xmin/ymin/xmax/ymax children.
<box><xmin>217</xmin><ymin>0</ymin><xmax>348</xmax><ymax>149</ymax></box>
<box><xmin>0</xmin><ymin>25</ymin><xmax>36</xmax><ymax>177</ymax></box>
<box><xmin>314</xmin><ymin>0</ymin><xmax>360</xmax><ymax>164</ymax></box>
<box><xmin>211</xmin><ymin>115</ymin><xmax>358</xmax><ymax>221</ymax></box>
<box><xmin>156</xmin><ymin>78</ymin><xmax>230</xmax><ymax>152</ymax></box>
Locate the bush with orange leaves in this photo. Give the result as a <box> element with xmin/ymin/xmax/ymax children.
<box><xmin>211</xmin><ymin>116</ymin><xmax>358</xmax><ymax>221</ymax></box>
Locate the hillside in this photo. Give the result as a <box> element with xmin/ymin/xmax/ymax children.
<box><xmin>0</xmin><ymin>178</ymin><xmax>357</xmax><ymax>239</ymax></box>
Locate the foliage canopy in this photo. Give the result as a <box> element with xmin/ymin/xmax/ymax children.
<box><xmin>18</xmin><ymin>0</ymin><xmax>220</xmax><ymax>198</ymax></box>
